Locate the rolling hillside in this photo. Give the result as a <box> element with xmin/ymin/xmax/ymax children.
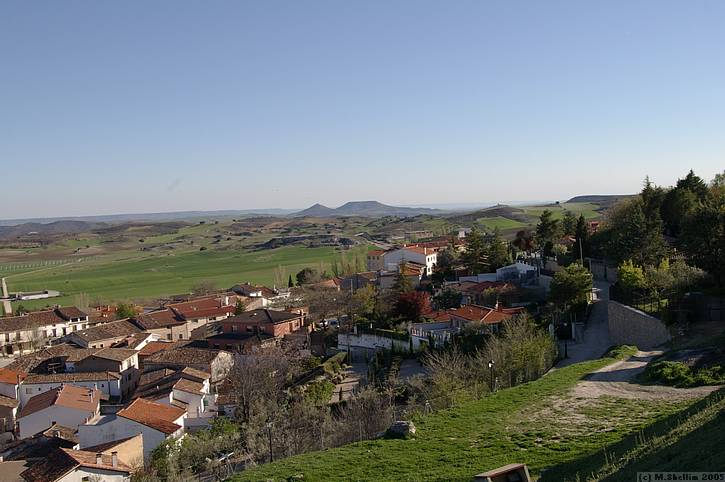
<box><xmin>292</xmin><ymin>201</ymin><xmax>444</xmax><ymax>218</ymax></box>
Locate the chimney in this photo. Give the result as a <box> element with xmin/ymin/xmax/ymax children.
<box><xmin>96</xmin><ymin>453</ymin><xmax>102</xmax><ymax>465</ymax></box>
<box><xmin>111</xmin><ymin>451</ymin><xmax>118</xmax><ymax>468</ymax></box>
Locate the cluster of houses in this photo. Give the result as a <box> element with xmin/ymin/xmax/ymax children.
<box><xmin>0</xmin><ymin>285</ymin><xmax>312</xmax><ymax>481</ymax></box>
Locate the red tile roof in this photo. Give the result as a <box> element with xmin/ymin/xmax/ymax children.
<box><xmin>0</xmin><ymin>367</ymin><xmax>26</xmax><ymax>385</ymax></box>
<box><xmin>450</xmin><ymin>304</ymin><xmax>526</xmax><ymax>324</ymax></box>
<box><xmin>20</xmin><ymin>447</ymin><xmax>131</xmax><ymax>482</ymax></box>
<box><xmin>138</xmin><ymin>341</ymin><xmax>175</xmax><ymax>357</ymax></box>
<box><xmin>133</xmin><ymin>309</ymin><xmax>184</xmax><ymax>330</ymax></box>
<box><xmin>168</xmin><ymin>296</ymin><xmax>235</xmax><ymax>321</ymax></box>
<box><xmin>19</xmin><ymin>385</ymin><xmax>99</xmax><ymax>418</ymax></box>
<box><xmin>0</xmin><ymin>307</ymin><xmax>88</xmax><ymax>333</ymax></box>
<box><xmin>117</xmin><ymin>398</ymin><xmax>185</xmax><ymax>434</ymax></box>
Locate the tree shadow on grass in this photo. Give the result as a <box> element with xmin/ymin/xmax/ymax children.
<box><xmin>539</xmin><ymin>388</ymin><xmax>725</xmax><ymax>482</ymax></box>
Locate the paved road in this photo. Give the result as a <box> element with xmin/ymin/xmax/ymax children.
<box><xmin>555</xmin><ymin>280</ymin><xmax>613</xmax><ymax>368</ymax></box>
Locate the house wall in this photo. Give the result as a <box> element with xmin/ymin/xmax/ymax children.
<box><xmin>19</xmin><ymin>404</ymin><xmax>97</xmax><ymax>439</ymax></box>
<box><xmin>20</xmin><ymin>379</ymin><xmax>121</xmax><ymax>405</ymax></box>
<box><xmin>608</xmin><ymin>301</ymin><xmax>671</xmax><ymax>349</ymax></box>
<box><xmin>0</xmin><ymin>405</ymin><xmax>17</xmax><ymax>432</ymax></box>
<box><xmin>0</xmin><ymin>381</ymin><xmax>18</xmax><ymax>399</ymax></box>
<box><xmin>382</xmin><ymin>249</ymin><xmax>436</xmax><ymax>275</ymax></box>
<box><xmin>74</xmin><ymin>355</ymin><xmax>140</xmax><ymax>399</ymax></box>
<box><xmin>79</xmin><ymin>416</ymin><xmax>183</xmax><ymax>462</ymax></box>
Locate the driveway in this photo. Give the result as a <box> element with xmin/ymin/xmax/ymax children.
<box><xmin>555</xmin><ymin>280</ymin><xmax>613</xmax><ymax>368</ymax></box>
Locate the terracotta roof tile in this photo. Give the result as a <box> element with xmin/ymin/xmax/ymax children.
<box><xmin>0</xmin><ymin>307</ymin><xmax>87</xmax><ymax>333</ymax></box>
<box><xmin>117</xmin><ymin>398</ymin><xmax>184</xmax><ymax>434</ymax></box>
<box><xmin>0</xmin><ymin>367</ymin><xmax>26</xmax><ymax>385</ymax></box>
<box><xmin>19</xmin><ymin>385</ymin><xmax>99</xmax><ymax>419</ymax></box>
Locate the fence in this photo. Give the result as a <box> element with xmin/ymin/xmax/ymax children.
<box><xmin>609</xmin><ymin>285</ymin><xmax>725</xmax><ymax>323</ymax></box>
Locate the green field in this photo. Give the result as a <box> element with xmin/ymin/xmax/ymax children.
<box><xmin>5</xmin><ymin>244</ymin><xmax>368</xmax><ymax>309</ymax></box>
<box><xmin>232</xmin><ymin>356</ymin><xmax>703</xmax><ymax>482</ymax></box>
<box><xmin>520</xmin><ymin>202</ymin><xmax>601</xmax><ymax>220</ymax></box>
<box><xmin>474</xmin><ymin>216</ymin><xmax>527</xmax><ymax>231</ymax></box>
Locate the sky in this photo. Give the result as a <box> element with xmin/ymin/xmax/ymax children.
<box><xmin>1</xmin><ymin>1</ymin><xmax>724</xmax><ymax>219</ymax></box>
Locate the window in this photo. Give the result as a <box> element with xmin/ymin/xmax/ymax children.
<box><xmin>231</xmin><ymin>325</ymin><xmax>238</xmax><ymax>332</ymax></box>
<box><xmin>178</xmin><ymin>334</ymin><xmax>183</xmax><ymax>340</ymax></box>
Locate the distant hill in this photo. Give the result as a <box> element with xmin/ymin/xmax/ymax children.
<box><xmin>0</xmin><ymin>220</ymin><xmax>106</xmax><ymax>240</ymax></box>
<box><xmin>566</xmin><ymin>194</ymin><xmax>634</xmax><ymax>206</ymax></box>
<box><xmin>446</xmin><ymin>204</ymin><xmax>527</xmax><ymax>224</ymax></box>
<box><xmin>0</xmin><ymin>208</ymin><xmax>297</xmax><ymax>227</ymax></box>
<box><xmin>292</xmin><ymin>201</ymin><xmax>444</xmax><ymax>218</ymax></box>
<box><xmin>292</xmin><ymin>203</ymin><xmax>338</xmax><ymax>217</ymax></box>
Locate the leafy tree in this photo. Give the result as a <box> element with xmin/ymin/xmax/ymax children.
<box><xmin>561</xmin><ymin>210</ymin><xmax>577</xmax><ymax>236</ymax></box>
<box><xmin>296</xmin><ymin>267</ymin><xmax>320</xmax><ymax>286</ymax></box>
<box><xmin>680</xmin><ymin>195</ymin><xmax>725</xmax><ymax>286</ymax></box>
<box><xmin>116</xmin><ymin>302</ymin><xmax>137</xmax><ymax>319</ymax></box>
<box><xmin>461</xmin><ymin>227</ymin><xmax>488</xmax><ymax>274</ymax></box>
<box><xmin>234</xmin><ymin>298</ymin><xmax>246</xmax><ymax>315</ymax></box>
<box><xmin>512</xmin><ymin>230</ymin><xmax>535</xmax><ymax>253</ymax></box>
<box><xmin>617</xmin><ymin>260</ymin><xmax>647</xmax><ymax>293</ymax></box>
<box><xmin>432</xmin><ymin>245</ymin><xmax>458</xmax><ymax>284</ymax></box>
<box><xmin>392</xmin><ymin>262</ymin><xmax>414</xmax><ymax>294</ymax></box>
<box><xmin>349</xmin><ymin>284</ymin><xmax>377</xmax><ymax>318</ymax></box>
<box><xmin>604</xmin><ymin>197</ymin><xmax>667</xmax><ymax>266</ymax></box>
<box><xmin>486</xmin><ymin>228</ymin><xmax>511</xmax><ymax>270</ymax></box>
<box><xmin>571</xmin><ymin>214</ymin><xmax>590</xmax><ymax>261</ymax></box>
<box><xmin>395</xmin><ymin>291</ymin><xmax>431</xmax><ymax>321</ymax></box>
<box><xmin>535</xmin><ymin>210</ymin><xmax>561</xmax><ymax>259</ymax></box>
<box><xmin>433</xmin><ymin>288</ymin><xmax>462</xmax><ymax>309</ymax></box>
<box><xmin>661</xmin><ymin>170</ymin><xmax>709</xmax><ymax>236</ymax></box>
<box><xmin>549</xmin><ymin>263</ymin><xmax>593</xmax><ymax>308</ymax></box>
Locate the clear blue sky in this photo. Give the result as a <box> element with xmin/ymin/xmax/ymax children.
<box><xmin>2</xmin><ymin>1</ymin><xmax>724</xmax><ymax>218</ymax></box>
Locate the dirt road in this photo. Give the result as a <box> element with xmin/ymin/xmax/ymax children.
<box><xmin>571</xmin><ymin>350</ymin><xmax>720</xmax><ymax>400</ymax></box>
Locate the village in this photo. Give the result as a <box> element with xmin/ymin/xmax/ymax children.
<box><xmin>0</xmin><ymin>220</ymin><xmax>594</xmax><ymax>481</ymax></box>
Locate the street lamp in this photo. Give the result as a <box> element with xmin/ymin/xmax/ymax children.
<box><xmin>563</xmin><ymin>322</ymin><xmax>569</xmax><ymax>359</ymax></box>
<box><xmin>488</xmin><ymin>360</ymin><xmax>495</xmax><ymax>392</ymax></box>
<box><xmin>265</xmin><ymin>420</ymin><xmax>273</xmax><ymax>463</ymax></box>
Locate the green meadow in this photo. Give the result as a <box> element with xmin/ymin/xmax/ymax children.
<box><xmin>5</xmin><ymin>244</ymin><xmax>368</xmax><ymax>309</ymax></box>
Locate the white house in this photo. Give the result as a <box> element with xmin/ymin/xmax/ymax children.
<box><xmin>21</xmin><ymin>372</ymin><xmax>122</xmax><ymax>405</ymax></box>
<box><xmin>382</xmin><ymin>246</ymin><xmax>437</xmax><ymax>276</ymax></box>
<box><xmin>79</xmin><ymin>398</ymin><xmax>186</xmax><ymax>461</ymax></box>
<box><xmin>0</xmin><ymin>307</ymin><xmax>89</xmax><ymax>356</ymax></box>
<box><xmin>17</xmin><ymin>384</ymin><xmax>100</xmax><ymax>439</ymax></box>
<box><xmin>0</xmin><ymin>368</ymin><xmax>24</xmax><ymax>433</ymax></box>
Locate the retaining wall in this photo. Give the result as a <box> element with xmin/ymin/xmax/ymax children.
<box><xmin>608</xmin><ymin>300</ymin><xmax>671</xmax><ymax>349</ymax></box>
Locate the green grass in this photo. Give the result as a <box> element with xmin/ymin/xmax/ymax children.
<box><xmin>232</xmin><ymin>356</ymin><xmax>694</xmax><ymax>482</ymax></box>
<box><xmin>520</xmin><ymin>202</ymin><xmax>601</xmax><ymax>220</ymax></box>
<box><xmin>475</xmin><ymin>216</ymin><xmax>527</xmax><ymax>231</ymax></box>
<box><xmin>8</xmin><ymin>244</ymin><xmax>368</xmax><ymax>309</ymax></box>
<box><xmin>542</xmin><ymin>389</ymin><xmax>725</xmax><ymax>481</ymax></box>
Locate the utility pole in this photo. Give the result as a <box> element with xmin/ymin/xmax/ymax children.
<box><xmin>266</xmin><ymin>420</ymin><xmax>273</xmax><ymax>463</ymax></box>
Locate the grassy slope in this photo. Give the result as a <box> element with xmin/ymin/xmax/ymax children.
<box><xmin>232</xmin><ymin>357</ymin><xmax>695</xmax><ymax>482</ymax></box>
<box><xmin>8</xmin><ymin>244</ymin><xmax>368</xmax><ymax>309</ymax></box>
<box><xmin>542</xmin><ymin>389</ymin><xmax>725</xmax><ymax>481</ymax></box>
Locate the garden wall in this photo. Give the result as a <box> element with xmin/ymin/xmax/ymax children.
<box><xmin>608</xmin><ymin>300</ymin><xmax>671</xmax><ymax>349</ymax></box>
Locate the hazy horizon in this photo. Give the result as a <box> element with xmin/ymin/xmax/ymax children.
<box><xmin>2</xmin><ymin>1</ymin><xmax>724</xmax><ymax>218</ymax></box>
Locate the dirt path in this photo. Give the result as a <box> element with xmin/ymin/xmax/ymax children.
<box><xmin>571</xmin><ymin>350</ymin><xmax>720</xmax><ymax>400</ymax></box>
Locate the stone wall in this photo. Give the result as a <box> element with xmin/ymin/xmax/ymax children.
<box><xmin>608</xmin><ymin>301</ymin><xmax>671</xmax><ymax>349</ymax></box>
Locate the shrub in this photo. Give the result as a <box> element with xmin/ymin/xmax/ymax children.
<box><xmin>643</xmin><ymin>360</ymin><xmax>725</xmax><ymax>388</ymax></box>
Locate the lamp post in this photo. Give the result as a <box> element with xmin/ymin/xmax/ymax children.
<box><xmin>266</xmin><ymin>420</ymin><xmax>273</xmax><ymax>463</ymax></box>
<box><xmin>563</xmin><ymin>322</ymin><xmax>569</xmax><ymax>358</ymax></box>
<box><xmin>488</xmin><ymin>360</ymin><xmax>495</xmax><ymax>392</ymax></box>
